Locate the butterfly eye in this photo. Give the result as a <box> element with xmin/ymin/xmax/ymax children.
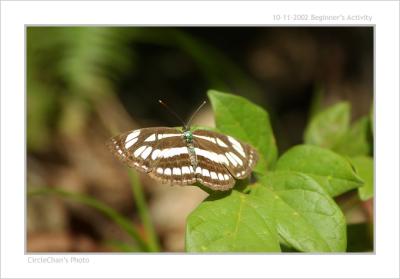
<box><xmin>183</xmin><ymin>131</ymin><xmax>193</xmax><ymax>142</ymax></box>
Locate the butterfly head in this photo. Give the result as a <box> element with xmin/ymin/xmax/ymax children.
<box><xmin>183</xmin><ymin>130</ymin><xmax>193</xmax><ymax>143</ymax></box>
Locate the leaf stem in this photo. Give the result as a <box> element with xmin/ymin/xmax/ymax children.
<box><xmin>128</xmin><ymin>170</ymin><xmax>160</xmax><ymax>252</ymax></box>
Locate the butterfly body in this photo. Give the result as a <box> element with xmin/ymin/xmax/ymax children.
<box><xmin>107</xmin><ymin>127</ymin><xmax>258</xmax><ymax>191</ymax></box>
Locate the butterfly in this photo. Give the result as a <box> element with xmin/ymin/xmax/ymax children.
<box><xmin>106</xmin><ymin>101</ymin><xmax>258</xmax><ymax>191</ymax></box>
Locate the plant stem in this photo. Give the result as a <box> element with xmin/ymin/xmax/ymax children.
<box><xmin>128</xmin><ymin>170</ymin><xmax>160</xmax><ymax>252</ymax></box>
<box><xmin>28</xmin><ymin>187</ymin><xmax>149</xmax><ymax>252</ymax></box>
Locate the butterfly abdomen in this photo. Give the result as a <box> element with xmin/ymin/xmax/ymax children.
<box><xmin>186</xmin><ymin>142</ymin><xmax>198</xmax><ymax>168</ymax></box>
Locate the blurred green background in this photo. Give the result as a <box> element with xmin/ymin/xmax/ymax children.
<box><xmin>27</xmin><ymin>27</ymin><xmax>373</xmax><ymax>252</ymax></box>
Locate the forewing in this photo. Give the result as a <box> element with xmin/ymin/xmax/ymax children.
<box><xmin>193</xmin><ymin>129</ymin><xmax>258</xmax><ymax>179</ymax></box>
<box><xmin>106</xmin><ymin>127</ymin><xmax>182</xmax><ymax>173</ymax></box>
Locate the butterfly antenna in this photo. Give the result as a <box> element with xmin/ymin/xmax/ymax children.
<box><xmin>186</xmin><ymin>100</ymin><xmax>207</xmax><ymax>129</ymax></box>
<box><xmin>158</xmin><ymin>100</ymin><xmax>187</xmax><ymax>129</ymax></box>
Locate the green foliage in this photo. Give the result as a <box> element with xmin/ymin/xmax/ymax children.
<box><xmin>253</xmin><ymin>172</ymin><xmax>346</xmax><ymax>252</ymax></box>
<box><xmin>208</xmin><ymin>90</ymin><xmax>278</xmax><ymax>172</ymax></box>
<box><xmin>29</xmin><ymin>88</ymin><xmax>373</xmax><ymax>253</ymax></box>
<box><xmin>302</xmin><ymin>101</ymin><xmax>374</xmax><ymax>199</ymax></box>
<box><xmin>275</xmin><ymin>145</ymin><xmax>363</xmax><ymax>197</ymax></box>
<box><xmin>350</xmin><ymin>156</ymin><xmax>374</xmax><ymax>201</ymax></box>
<box><xmin>304</xmin><ymin>102</ymin><xmax>350</xmax><ymax>148</ymax></box>
<box><xmin>185</xmin><ymin>91</ymin><xmax>373</xmax><ymax>252</ymax></box>
<box><xmin>333</xmin><ymin>116</ymin><xmax>372</xmax><ymax>156</ymax></box>
<box><xmin>186</xmin><ymin>190</ymin><xmax>280</xmax><ymax>252</ymax></box>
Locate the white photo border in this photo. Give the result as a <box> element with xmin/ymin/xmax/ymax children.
<box><xmin>1</xmin><ymin>1</ymin><xmax>399</xmax><ymax>278</ymax></box>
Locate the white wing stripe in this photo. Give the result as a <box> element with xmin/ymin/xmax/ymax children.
<box><xmin>144</xmin><ymin>134</ymin><xmax>157</xmax><ymax>142</ymax></box>
<box><xmin>225</xmin><ymin>152</ymin><xmax>238</xmax><ymax>167</ymax></box>
<box><xmin>228</xmin><ymin>136</ymin><xmax>246</xmax><ymax>157</ymax></box>
<box><xmin>134</xmin><ymin>145</ymin><xmax>147</xmax><ymax>157</ymax></box>
<box><xmin>173</xmin><ymin>167</ymin><xmax>181</xmax><ymax>175</ymax></box>
<box><xmin>216</xmin><ymin>138</ymin><xmax>228</xmax><ymax>147</ymax></box>
<box><xmin>140</xmin><ymin>146</ymin><xmax>153</xmax><ymax>159</ymax></box>
<box><xmin>182</xmin><ymin>166</ymin><xmax>191</xmax><ymax>174</ymax></box>
<box><xmin>228</xmin><ymin>151</ymin><xmax>243</xmax><ymax>166</ymax></box>
<box><xmin>218</xmin><ymin>154</ymin><xmax>230</xmax><ymax>166</ymax></box>
<box><xmin>164</xmin><ymin>168</ymin><xmax>172</xmax><ymax>175</ymax></box>
<box><xmin>158</xmin><ymin>133</ymin><xmax>181</xmax><ymax>139</ymax></box>
<box><xmin>162</xmin><ymin>147</ymin><xmax>188</xmax><ymax>158</ymax></box>
<box><xmin>194</xmin><ymin>148</ymin><xmax>221</xmax><ymax>164</ymax></box>
<box><xmin>193</xmin><ymin>135</ymin><xmax>217</xmax><ymax>144</ymax></box>
<box><xmin>151</xmin><ymin>149</ymin><xmax>161</xmax><ymax>160</ymax></box>
<box><xmin>125</xmin><ymin>130</ymin><xmax>140</xmax><ymax>143</ymax></box>
<box><xmin>125</xmin><ymin>137</ymin><xmax>138</xmax><ymax>149</ymax></box>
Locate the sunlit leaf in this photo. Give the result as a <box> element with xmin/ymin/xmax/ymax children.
<box><xmin>186</xmin><ymin>191</ymin><xmax>280</xmax><ymax>252</ymax></box>
<box><xmin>253</xmin><ymin>172</ymin><xmax>347</xmax><ymax>252</ymax></box>
<box><xmin>350</xmin><ymin>156</ymin><xmax>374</xmax><ymax>200</ymax></box>
<box><xmin>333</xmin><ymin>116</ymin><xmax>371</xmax><ymax>156</ymax></box>
<box><xmin>275</xmin><ymin>145</ymin><xmax>363</xmax><ymax>197</ymax></box>
<box><xmin>208</xmin><ymin>90</ymin><xmax>277</xmax><ymax>172</ymax></box>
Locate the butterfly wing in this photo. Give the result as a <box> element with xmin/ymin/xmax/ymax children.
<box><xmin>107</xmin><ymin>127</ymin><xmax>196</xmax><ymax>185</ymax></box>
<box><xmin>107</xmin><ymin>127</ymin><xmax>182</xmax><ymax>172</ymax></box>
<box><xmin>192</xmin><ymin>129</ymin><xmax>258</xmax><ymax>179</ymax></box>
<box><xmin>148</xmin><ymin>136</ymin><xmax>197</xmax><ymax>185</ymax></box>
<box><xmin>191</xmin><ymin>138</ymin><xmax>236</xmax><ymax>191</ymax></box>
<box><xmin>107</xmin><ymin>127</ymin><xmax>258</xmax><ymax>191</ymax></box>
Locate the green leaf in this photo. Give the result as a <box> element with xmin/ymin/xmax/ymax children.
<box><xmin>253</xmin><ymin>172</ymin><xmax>347</xmax><ymax>252</ymax></box>
<box><xmin>304</xmin><ymin>102</ymin><xmax>350</xmax><ymax>148</ymax></box>
<box><xmin>208</xmin><ymin>90</ymin><xmax>277</xmax><ymax>172</ymax></box>
<box><xmin>333</xmin><ymin>117</ymin><xmax>371</xmax><ymax>156</ymax></box>
<box><xmin>275</xmin><ymin>145</ymin><xmax>363</xmax><ymax>197</ymax></box>
<box><xmin>185</xmin><ymin>191</ymin><xmax>280</xmax><ymax>252</ymax></box>
<box><xmin>350</xmin><ymin>156</ymin><xmax>374</xmax><ymax>200</ymax></box>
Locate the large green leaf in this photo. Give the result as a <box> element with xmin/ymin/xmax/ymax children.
<box><xmin>275</xmin><ymin>145</ymin><xmax>363</xmax><ymax>197</ymax></box>
<box><xmin>304</xmin><ymin>102</ymin><xmax>350</xmax><ymax>148</ymax></box>
<box><xmin>350</xmin><ymin>156</ymin><xmax>374</xmax><ymax>200</ymax></box>
<box><xmin>253</xmin><ymin>172</ymin><xmax>347</xmax><ymax>252</ymax></box>
<box><xmin>185</xmin><ymin>190</ymin><xmax>280</xmax><ymax>252</ymax></box>
<box><xmin>333</xmin><ymin>116</ymin><xmax>372</xmax><ymax>156</ymax></box>
<box><xmin>208</xmin><ymin>90</ymin><xmax>277</xmax><ymax>172</ymax></box>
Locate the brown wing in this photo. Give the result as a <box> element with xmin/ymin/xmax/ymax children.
<box><xmin>148</xmin><ymin>137</ymin><xmax>196</xmax><ymax>186</ymax></box>
<box><xmin>106</xmin><ymin>127</ymin><xmax>182</xmax><ymax>173</ymax></box>
<box><xmin>192</xmin><ymin>129</ymin><xmax>258</xmax><ymax>179</ymax></box>
<box><xmin>107</xmin><ymin>127</ymin><xmax>196</xmax><ymax>185</ymax></box>
<box><xmin>192</xmin><ymin>138</ymin><xmax>236</xmax><ymax>191</ymax></box>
